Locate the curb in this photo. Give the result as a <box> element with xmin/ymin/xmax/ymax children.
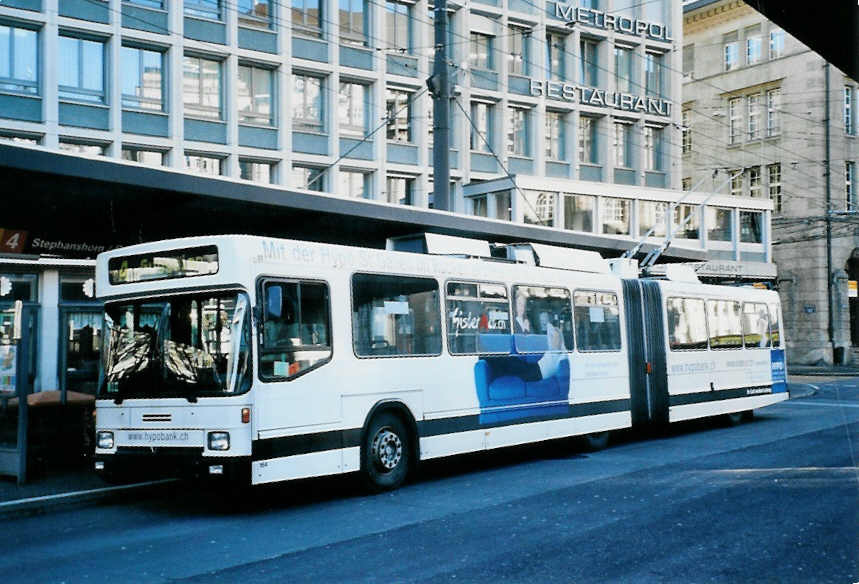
<box><xmin>789</xmin><ymin>369</ymin><xmax>859</xmax><ymax>377</ymax></box>
<box><xmin>0</xmin><ymin>479</ymin><xmax>177</xmax><ymax>519</ymax></box>
<box><xmin>787</xmin><ymin>383</ymin><xmax>818</xmax><ymax>400</ymax></box>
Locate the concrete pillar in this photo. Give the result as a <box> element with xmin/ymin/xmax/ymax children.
<box><xmin>37</xmin><ymin>269</ymin><xmax>59</xmax><ymax>392</ymax></box>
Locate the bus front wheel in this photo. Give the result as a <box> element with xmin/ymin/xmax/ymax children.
<box><xmin>361</xmin><ymin>412</ymin><xmax>412</xmax><ymax>492</ymax></box>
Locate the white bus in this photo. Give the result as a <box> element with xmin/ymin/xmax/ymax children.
<box><xmin>93</xmin><ymin>235</ymin><xmax>788</xmax><ymax>490</ymax></box>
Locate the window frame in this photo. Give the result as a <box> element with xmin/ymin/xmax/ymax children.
<box><xmin>0</xmin><ymin>23</ymin><xmax>39</xmax><ymax>96</ymax></box>
<box><xmin>183</xmin><ymin>54</ymin><xmax>223</xmax><ymax>120</ymax></box>
<box><xmin>121</xmin><ymin>45</ymin><xmax>165</xmax><ymax>112</ymax></box>
<box><xmin>572</xmin><ymin>288</ymin><xmax>622</xmax><ymax>353</ymax></box>
<box><xmin>445</xmin><ymin>279</ymin><xmax>512</xmax><ymax>356</ymax></box>
<box><xmin>256</xmin><ymin>277</ymin><xmax>333</xmax><ymax>382</ymax></box>
<box><xmin>238</xmin><ymin>62</ymin><xmax>275</xmax><ymax>126</ymax></box>
<box><xmin>292</xmin><ymin>72</ymin><xmax>325</xmax><ymax>133</ymax></box>
<box><xmin>58</xmin><ymin>33</ymin><xmax>107</xmax><ymax>104</ymax></box>
<box><xmin>666</xmin><ymin>296</ymin><xmax>709</xmax><ymax>352</ymax></box>
<box><xmin>351</xmin><ymin>271</ymin><xmax>443</xmax><ymax>359</ymax></box>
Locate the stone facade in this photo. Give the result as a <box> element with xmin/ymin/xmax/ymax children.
<box><xmin>683</xmin><ymin>0</ymin><xmax>859</xmax><ymax>365</ymax></box>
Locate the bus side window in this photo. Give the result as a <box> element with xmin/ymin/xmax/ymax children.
<box><xmin>768</xmin><ymin>303</ymin><xmax>781</xmax><ymax>347</ymax></box>
<box><xmin>260</xmin><ymin>280</ymin><xmax>331</xmax><ymax>380</ymax></box>
<box><xmin>573</xmin><ymin>290</ymin><xmax>621</xmax><ymax>352</ymax></box>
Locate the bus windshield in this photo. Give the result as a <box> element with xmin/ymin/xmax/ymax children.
<box><xmin>100</xmin><ymin>291</ymin><xmax>252</xmax><ymax>400</ymax></box>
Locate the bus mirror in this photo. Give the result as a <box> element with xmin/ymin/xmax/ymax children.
<box><xmin>266</xmin><ymin>285</ymin><xmax>282</xmax><ymax>320</ymax></box>
<box><xmin>12</xmin><ymin>300</ymin><xmax>23</xmax><ymax>341</ymax></box>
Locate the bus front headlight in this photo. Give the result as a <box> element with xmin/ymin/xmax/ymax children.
<box><xmin>208</xmin><ymin>431</ymin><xmax>230</xmax><ymax>451</ymax></box>
<box><xmin>97</xmin><ymin>431</ymin><xmax>115</xmax><ymax>449</ymax></box>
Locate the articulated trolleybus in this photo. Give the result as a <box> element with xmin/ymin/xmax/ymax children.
<box><xmin>93</xmin><ymin>234</ymin><xmax>788</xmax><ymax>490</ymax></box>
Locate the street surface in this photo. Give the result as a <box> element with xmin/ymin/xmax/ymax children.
<box><xmin>1</xmin><ymin>378</ymin><xmax>857</xmax><ymax>584</ymax></box>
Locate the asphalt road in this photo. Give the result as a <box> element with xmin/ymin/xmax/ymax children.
<box><xmin>2</xmin><ymin>380</ymin><xmax>857</xmax><ymax>584</ymax></box>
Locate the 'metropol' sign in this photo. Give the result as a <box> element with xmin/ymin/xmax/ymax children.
<box><xmin>554</xmin><ymin>3</ymin><xmax>673</xmax><ymax>42</ymax></box>
<box><xmin>529</xmin><ymin>81</ymin><xmax>673</xmax><ymax>117</ymax></box>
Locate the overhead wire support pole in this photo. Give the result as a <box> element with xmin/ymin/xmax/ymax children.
<box><xmin>429</xmin><ymin>0</ymin><xmax>451</xmax><ymax>212</ymax></box>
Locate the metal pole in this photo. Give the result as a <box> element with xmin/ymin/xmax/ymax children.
<box><xmin>825</xmin><ymin>61</ymin><xmax>834</xmax><ymax>359</ymax></box>
<box><xmin>431</xmin><ymin>0</ymin><xmax>451</xmax><ymax>211</ymax></box>
<box><xmin>15</xmin><ymin>307</ymin><xmax>29</xmax><ymax>485</ymax></box>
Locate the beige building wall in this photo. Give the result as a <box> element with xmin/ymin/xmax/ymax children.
<box><xmin>683</xmin><ymin>0</ymin><xmax>859</xmax><ymax>365</ymax></box>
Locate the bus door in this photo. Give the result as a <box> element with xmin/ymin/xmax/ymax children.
<box><xmin>621</xmin><ymin>280</ymin><xmax>669</xmax><ymax>428</ymax></box>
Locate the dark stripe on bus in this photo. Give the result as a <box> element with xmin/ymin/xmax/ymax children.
<box><xmin>669</xmin><ymin>386</ymin><xmax>773</xmax><ymax>407</ymax></box>
<box><xmin>251</xmin><ymin>399</ymin><xmax>631</xmax><ymax>461</ymax></box>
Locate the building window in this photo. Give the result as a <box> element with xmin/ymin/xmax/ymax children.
<box><xmin>546</xmin><ymin>32</ymin><xmax>565</xmax><ymax>81</ymax></box>
<box><xmin>239</xmin><ymin>159</ymin><xmax>273</xmax><ymax>183</ymax></box>
<box><xmin>0</xmin><ymin>24</ymin><xmax>38</xmax><ymax>95</ymax></box>
<box><xmin>766</xmin><ymin>88</ymin><xmax>780</xmax><ymax>137</ymax></box>
<box><xmin>472</xmin><ymin>195</ymin><xmax>487</xmax><ymax>217</ymax></box>
<box><xmin>386</xmin><ymin>88</ymin><xmax>412</xmax><ymax>142</ymax></box>
<box><xmin>769</xmin><ymin>29</ymin><xmax>784</xmax><ymax>60</ymax></box>
<box><xmin>238</xmin><ymin>0</ymin><xmax>271</xmax><ymax>28</ymax></box>
<box><xmin>522</xmin><ymin>190</ymin><xmax>556</xmax><ymax>227</ymax></box>
<box><xmin>508</xmin><ymin>26</ymin><xmax>528</xmax><ymax>76</ymax></box>
<box><xmin>545</xmin><ymin>110</ymin><xmax>564</xmax><ymax>160</ymax></box>
<box><xmin>339</xmin><ymin>170</ymin><xmax>369</xmax><ymax>198</ymax></box>
<box><xmin>723</xmin><ymin>32</ymin><xmax>738</xmax><ymax>71</ymax></box>
<box><xmin>730</xmin><ymin>169</ymin><xmax>743</xmax><ymax>196</ymax></box>
<box><xmin>740</xmin><ymin>211</ymin><xmax>763</xmax><ymax>243</ymax></box>
<box><xmin>184</xmin><ymin>153</ymin><xmax>223</xmax><ymax>175</ymax></box>
<box><xmin>639</xmin><ymin>200</ymin><xmax>667</xmax><ymax>238</ymax></box>
<box><xmin>681</xmin><ymin>109</ymin><xmax>691</xmax><ymax>154</ymax></box>
<box><xmin>614</xmin><ymin>46</ymin><xmax>633</xmax><ymax>94</ymax></box>
<box><xmin>682</xmin><ymin>177</ymin><xmax>691</xmax><ymax>191</ymax></box>
<box><xmin>728</xmin><ymin>97</ymin><xmax>741</xmax><ymax>145</ymax></box>
<box><xmin>183</xmin><ymin>55</ymin><xmax>221</xmax><ymax>119</ymax></box>
<box><xmin>470</xmin><ymin>33</ymin><xmax>493</xmax><ymax>71</ymax></box>
<box><xmin>59</xmin><ymin>140</ymin><xmax>107</xmax><ymax>155</ymax></box>
<box><xmin>564</xmin><ymin>193</ymin><xmax>594</xmax><ymax>232</ymax></box>
<box><xmin>121</xmin><ymin>46</ymin><xmax>164</xmax><ymax>111</ymax></box>
<box><xmin>122</xmin><ymin>146</ymin><xmax>165</xmax><ymax>166</ymax></box>
<box><xmin>747</xmin><ymin>93</ymin><xmax>761</xmax><ymax>140</ymax></box>
<box><xmin>127</xmin><ymin>0</ymin><xmax>163</xmax><ymax>8</ymax></box>
<box><xmin>745</xmin><ymin>25</ymin><xmax>762</xmax><ymax>65</ymax></box>
<box><xmin>293</xmin><ymin>164</ymin><xmax>324</xmax><ymax>191</ymax></box>
<box><xmin>339</xmin><ymin>82</ymin><xmax>367</xmax><ymax>137</ymax></box>
<box><xmin>848</xmin><ymin>161</ymin><xmax>857</xmax><ymax>211</ymax></box>
<box><xmin>0</xmin><ymin>131</ymin><xmax>40</xmax><ymax>145</ymax></box>
<box><xmin>613</xmin><ymin>122</ymin><xmax>632</xmax><ymax>168</ymax></box>
<box><xmin>495</xmin><ymin>190</ymin><xmax>511</xmax><ymax>221</ymax></box>
<box><xmin>846</xmin><ymin>86</ymin><xmax>855</xmax><ymax>136</ymax></box>
<box><xmin>386</xmin><ymin>175</ymin><xmax>414</xmax><ymax>205</ymax></box>
<box><xmin>579</xmin><ymin>39</ymin><xmax>598</xmax><ymax>86</ymax></box>
<box><xmin>58</xmin><ymin>35</ymin><xmax>105</xmax><ymax>103</ymax></box>
<box><xmin>645</xmin><ymin>52</ymin><xmax>664</xmax><ymax>99</ymax></box>
<box><xmin>292</xmin><ymin>73</ymin><xmax>323</xmax><ymax>132</ymax></box>
<box><xmin>749</xmin><ymin>166</ymin><xmax>761</xmax><ymax>198</ymax></box>
<box><xmin>707</xmin><ymin>207</ymin><xmax>733</xmax><ymax>241</ymax></box>
<box><xmin>470</xmin><ymin>101</ymin><xmax>493</xmax><ymax>152</ymax></box>
<box><xmin>578</xmin><ymin>115</ymin><xmax>597</xmax><ymax>164</ymax></box>
<box><xmin>292</xmin><ymin>0</ymin><xmax>322</xmax><ymax>37</ymax></box>
<box><xmin>768</xmin><ymin>163</ymin><xmax>782</xmax><ymax>213</ymax></box>
<box><xmin>682</xmin><ymin>44</ymin><xmax>694</xmax><ymax>77</ymax></box>
<box><xmin>385</xmin><ymin>1</ymin><xmax>411</xmax><ymax>53</ymax></box>
<box><xmin>506</xmin><ymin>106</ymin><xmax>529</xmax><ymax>157</ymax></box>
<box><xmin>601</xmin><ymin>197</ymin><xmax>630</xmax><ymax>235</ymax></box>
<box><xmin>644</xmin><ymin>126</ymin><xmax>662</xmax><ymax>171</ymax></box>
<box><xmin>672</xmin><ymin>204</ymin><xmax>699</xmax><ymax>239</ymax></box>
<box><xmin>238</xmin><ymin>64</ymin><xmax>273</xmax><ymax>125</ymax></box>
<box><xmin>185</xmin><ymin>0</ymin><xmax>221</xmax><ymax>20</ymax></box>
<box><xmin>339</xmin><ymin>0</ymin><xmax>368</xmax><ymax>46</ymax></box>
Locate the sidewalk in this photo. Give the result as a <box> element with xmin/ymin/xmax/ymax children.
<box><xmin>788</xmin><ymin>365</ymin><xmax>859</xmax><ymax>377</ymax></box>
<box><xmin>0</xmin><ymin>462</ymin><xmax>174</xmax><ymax>518</ymax></box>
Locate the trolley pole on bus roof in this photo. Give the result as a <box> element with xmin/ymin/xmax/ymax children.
<box><xmin>428</xmin><ymin>0</ymin><xmax>451</xmax><ymax>211</ymax></box>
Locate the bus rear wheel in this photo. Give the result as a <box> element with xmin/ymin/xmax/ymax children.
<box><xmin>361</xmin><ymin>412</ymin><xmax>412</xmax><ymax>492</ymax></box>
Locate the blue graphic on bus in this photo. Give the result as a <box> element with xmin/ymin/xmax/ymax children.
<box><xmin>771</xmin><ymin>349</ymin><xmax>787</xmax><ymax>393</ymax></box>
<box><xmin>473</xmin><ymin>333</ymin><xmax>570</xmax><ymax>424</ymax></box>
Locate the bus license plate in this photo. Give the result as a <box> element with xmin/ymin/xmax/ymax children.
<box><xmin>121</xmin><ymin>430</ymin><xmax>205</xmax><ymax>447</ymax></box>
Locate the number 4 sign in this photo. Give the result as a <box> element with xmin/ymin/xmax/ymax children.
<box><xmin>0</xmin><ymin>229</ymin><xmax>28</xmax><ymax>254</ymax></box>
